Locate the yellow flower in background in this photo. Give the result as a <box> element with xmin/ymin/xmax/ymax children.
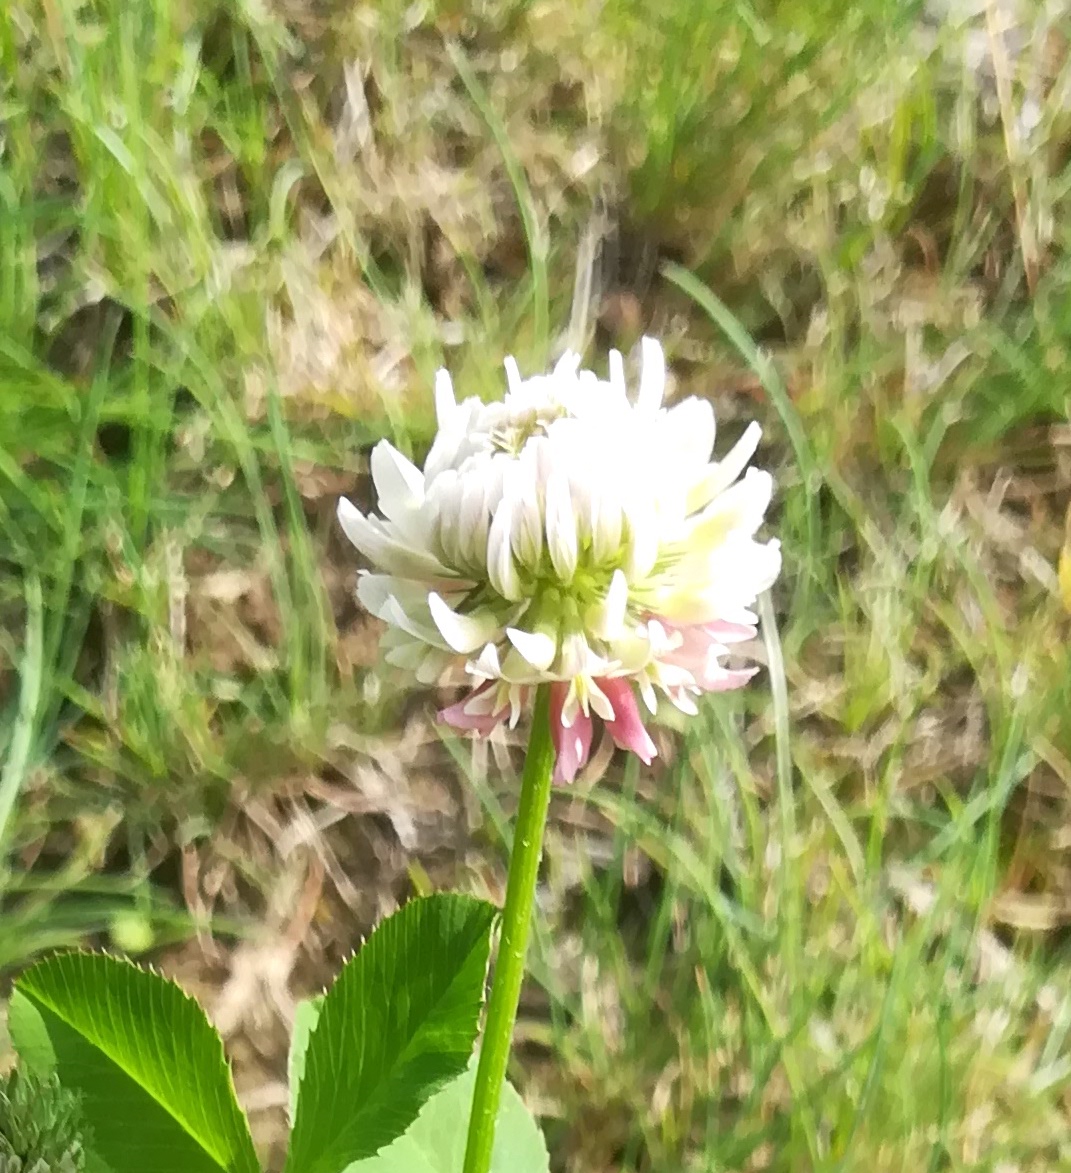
<box><xmin>339</xmin><ymin>338</ymin><xmax>781</xmax><ymax>782</ymax></box>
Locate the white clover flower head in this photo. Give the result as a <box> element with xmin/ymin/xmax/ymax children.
<box><xmin>338</xmin><ymin>338</ymin><xmax>781</xmax><ymax>783</ymax></box>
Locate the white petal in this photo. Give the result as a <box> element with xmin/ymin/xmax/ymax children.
<box><xmin>369</xmin><ymin>443</ymin><xmax>429</xmax><ymax>546</ymax></box>
<box><xmin>385</xmin><ymin>596</ymin><xmax>449</xmax><ymax>648</ymax></box>
<box><xmin>659</xmin><ymin>397</ymin><xmax>715</xmax><ymax>470</ymax></box>
<box><xmin>415</xmin><ymin>651</ymin><xmax>451</xmax><ymax>685</ymax></box>
<box><xmin>592</xmin><ymin>569</ymin><xmax>629</xmax><ymax>640</ymax></box>
<box><xmin>356</xmin><ymin>573</ymin><xmax>406</xmax><ymax>621</ymax></box>
<box><xmin>553</xmin><ymin>351</ymin><xmax>581</xmax><ymax>382</ymax></box>
<box><xmin>385</xmin><ymin>641</ymin><xmax>427</xmax><ymax>670</ymax></box>
<box><xmin>457</xmin><ymin>476</ymin><xmax>491</xmax><ymax>570</ymax></box>
<box><xmin>749</xmin><ymin>538</ymin><xmax>782</xmax><ymax>594</ymax></box>
<box><xmin>434</xmin><ymin>369</ymin><xmax>456</xmax><ymax>428</ymax></box>
<box><xmin>511</xmin><ymin>450</ymin><xmax>544</xmax><ymax>569</ymax></box>
<box><xmin>590</xmin><ymin>491</ymin><xmax>622</xmax><ymax>564</ymax></box>
<box><xmin>428</xmin><ymin>591</ymin><xmax>501</xmax><ymax>653</ymax></box>
<box><xmin>370</xmin><ymin>441</ymin><xmax>424</xmax><ymax>515</ymax></box>
<box><xmin>559</xmin><ymin>630</ymin><xmax>610</xmax><ymax>679</ymax></box>
<box><xmin>567</xmin><ymin>469</ymin><xmax>597</xmax><ymax>545</ymax></box>
<box><xmin>649</xmin><ymin>539</ymin><xmax>779</xmax><ymax>623</ymax></box>
<box><xmin>506</xmin><ymin>627</ymin><xmax>557</xmax><ymax>671</ymax></box>
<box><xmin>624</xmin><ymin>501</ymin><xmax>659</xmax><ymax>580</ymax></box>
<box><xmin>669</xmin><ymin>690</ymin><xmax>700</xmax><ymax>716</ymax></box>
<box><xmin>607</xmin><ymin>628</ymin><xmax>655</xmax><ymax>674</ymax></box>
<box><xmin>687</xmin><ymin>422</ymin><xmax>762</xmax><ymax>512</ymax></box>
<box><xmin>338</xmin><ymin>496</ymin><xmax>381</xmax><ymax>556</ymax></box>
<box><xmin>636</xmin><ymin>337</ymin><xmax>665</xmax><ymax>413</ymax></box>
<box><xmin>544</xmin><ymin>471</ymin><xmax>578</xmax><ymax>582</ymax></box>
<box><xmin>507</xmin><ymin>684</ymin><xmax>525</xmax><ymax>728</ymax></box>
<box><xmin>466</xmin><ymin>642</ymin><xmax>503</xmax><ymax>679</ymax></box>
<box><xmin>337</xmin><ymin>498</ymin><xmax>447</xmax><ymax>578</ymax></box>
<box><xmin>487</xmin><ymin>500</ymin><xmax>522</xmax><ymax>601</ymax></box>
<box><xmin>385</xmin><ymin>641</ymin><xmax>451</xmax><ymax>684</ymax></box>
<box><xmin>689</xmin><ymin>467</ymin><xmax>773</xmax><ymax>546</ymax></box>
<box><xmin>586</xmin><ymin>676</ymin><xmax>615</xmax><ymax>721</ymax></box>
<box><xmin>504</xmin><ymin>355</ymin><xmax>522</xmax><ymax>395</ymax></box>
<box><xmin>608</xmin><ymin>349</ymin><xmax>626</xmax><ymax>397</ymax></box>
<box><xmin>357</xmin><ymin>576</ymin><xmax>448</xmax><ymax>647</ymax></box>
<box><xmin>429</xmin><ymin>472</ymin><xmax>465</xmax><ymax>567</ymax></box>
<box><xmin>560</xmin><ymin>679</ymin><xmax>581</xmax><ymax>727</ymax></box>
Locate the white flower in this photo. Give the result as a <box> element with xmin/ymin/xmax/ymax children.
<box><xmin>338</xmin><ymin>338</ymin><xmax>781</xmax><ymax>782</ymax></box>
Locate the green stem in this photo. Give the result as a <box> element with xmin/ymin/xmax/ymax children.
<box><xmin>463</xmin><ymin>684</ymin><xmax>555</xmax><ymax>1173</ymax></box>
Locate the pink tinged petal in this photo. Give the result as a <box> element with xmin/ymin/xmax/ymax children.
<box><xmin>703</xmin><ymin>620</ymin><xmax>758</xmax><ymax>644</ymax></box>
<box><xmin>506</xmin><ymin>627</ymin><xmax>557</xmax><ymax>672</ymax></box>
<box><xmin>656</xmin><ymin>623</ymin><xmax>761</xmax><ymax>692</ymax></box>
<box><xmin>636</xmin><ymin>337</ymin><xmax>666</xmax><ymax>413</ymax></box>
<box><xmin>438</xmin><ymin>689</ymin><xmax>509</xmax><ymax>734</ymax></box>
<box><xmin>549</xmin><ymin>682</ymin><xmax>594</xmax><ymax>784</ymax></box>
<box><xmin>428</xmin><ymin>591</ymin><xmax>501</xmax><ymax>654</ymax></box>
<box><xmin>487</xmin><ymin>499</ymin><xmax>522</xmax><ymax>601</ymax></box>
<box><xmin>544</xmin><ymin>470</ymin><xmax>578</xmax><ymax>582</ymax></box>
<box><xmin>687</xmin><ymin>421</ymin><xmax>763</xmax><ymax>512</ymax></box>
<box><xmin>657</xmin><ymin>623</ymin><xmax>726</xmax><ymax>675</ymax></box>
<box><xmin>434</xmin><ymin>369</ymin><xmax>456</xmax><ymax>427</ymax></box>
<box><xmin>703</xmin><ymin>666</ymin><xmax>759</xmax><ymax>692</ymax></box>
<box><xmin>599</xmin><ymin>677</ymin><xmax>658</xmax><ymax>764</ymax></box>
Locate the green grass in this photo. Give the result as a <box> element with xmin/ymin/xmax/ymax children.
<box><xmin>3</xmin><ymin>0</ymin><xmax>1071</xmax><ymax>1169</ymax></box>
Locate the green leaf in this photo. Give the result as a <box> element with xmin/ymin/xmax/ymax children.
<box><xmin>7</xmin><ymin>988</ymin><xmax>57</xmax><ymax>1076</ymax></box>
<box><xmin>13</xmin><ymin>951</ymin><xmax>260</xmax><ymax>1173</ymax></box>
<box><xmin>343</xmin><ymin>1066</ymin><xmax>549</xmax><ymax>1173</ymax></box>
<box><xmin>287</xmin><ymin>996</ymin><xmax>323</xmax><ymax>1123</ymax></box>
<box><xmin>285</xmin><ymin>894</ymin><xmax>497</xmax><ymax>1173</ymax></box>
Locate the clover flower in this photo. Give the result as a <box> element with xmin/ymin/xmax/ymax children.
<box><xmin>338</xmin><ymin>339</ymin><xmax>781</xmax><ymax>783</ymax></box>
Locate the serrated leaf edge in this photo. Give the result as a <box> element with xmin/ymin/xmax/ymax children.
<box><xmin>15</xmin><ymin>949</ymin><xmax>255</xmax><ymax>1171</ymax></box>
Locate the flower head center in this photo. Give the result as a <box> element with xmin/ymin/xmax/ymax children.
<box><xmin>490</xmin><ymin>404</ymin><xmax>567</xmax><ymax>456</ymax></box>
